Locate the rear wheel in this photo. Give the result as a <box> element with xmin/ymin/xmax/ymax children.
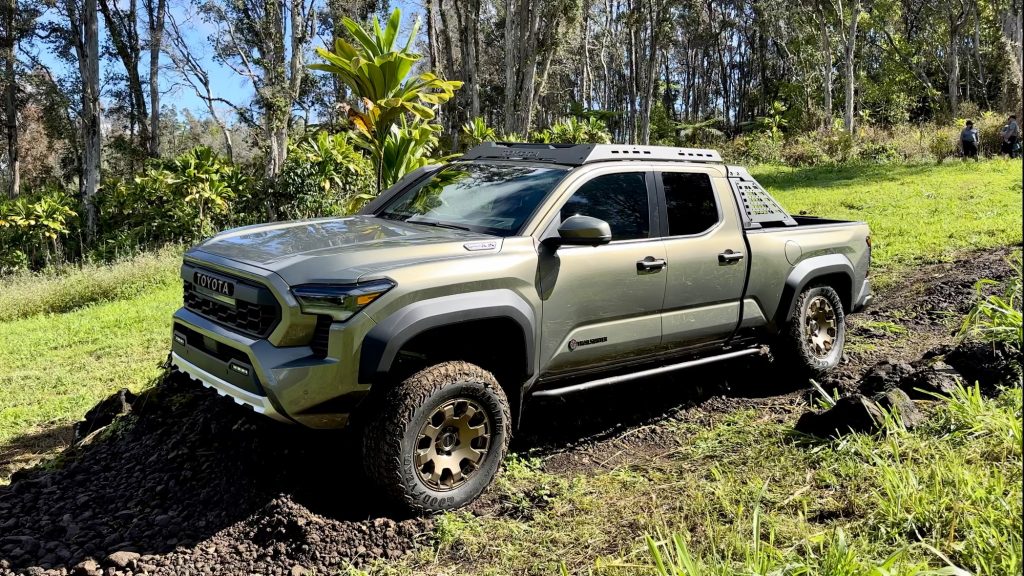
<box><xmin>776</xmin><ymin>285</ymin><xmax>846</xmax><ymax>376</ymax></box>
<box><xmin>362</xmin><ymin>361</ymin><xmax>511</xmax><ymax>513</ymax></box>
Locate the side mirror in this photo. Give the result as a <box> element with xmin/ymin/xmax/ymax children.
<box><xmin>546</xmin><ymin>215</ymin><xmax>612</xmax><ymax>247</ymax></box>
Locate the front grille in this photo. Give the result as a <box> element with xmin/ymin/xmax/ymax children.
<box><xmin>174</xmin><ymin>323</ymin><xmax>251</xmax><ymax>366</ymax></box>
<box><xmin>310</xmin><ymin>315</ymin><xmax>333</xmax><ymax>357</ymax></box>
<box><xmin>183</xmin><ymin>274</ymin><xmax>280</xmax><ymax>338</ymax></box>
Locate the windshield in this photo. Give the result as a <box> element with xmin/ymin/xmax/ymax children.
<box><xmin>377</xmin><ymin>162</ymin><xmax>570</xmax><ymax>236</ymax></box>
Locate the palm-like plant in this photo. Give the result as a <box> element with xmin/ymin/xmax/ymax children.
<box><xmin>461</xmin><ymin>117</ymin><xmax>496</xmax><ymax>148</ymax></box>
<box><xmin>547</xmin><ymin>117</ymin><xmax>612</xmax><ymax>144</ymax></box>
<box><xmin>310</xmin><ymin>9</ymin><xmax>462</xmax><ymax>191</ymax></box>
<box><xmin>675</xmin><ymin>118</ymin><xmax>726</xmax><ymax>146</ymax></box>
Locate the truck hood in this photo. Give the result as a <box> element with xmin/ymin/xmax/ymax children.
<box><xmin>190</xmin><ymin>215</ymin><xmax>501</xmax><ymax>284</ymax></box>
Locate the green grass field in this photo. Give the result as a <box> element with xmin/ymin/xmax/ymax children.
<box><xmin>0</xmin><ymin>161</ymin><xmax>1021</xmax><ymax>571</ymax></box>
<box><xmin>753</xmin><ymin>160</ymin><xmax>1023</xmax><ymax>284</ymax></box>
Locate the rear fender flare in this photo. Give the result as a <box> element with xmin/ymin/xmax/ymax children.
<box><xmin>359</xmin><ymin>289</ymin><xmax>537</xmax><ymax>384</ymax></box>
<box><xmin>775</xmin><ymin>254</ymin><xmax>854</xmax><ymax>328</ymax></box>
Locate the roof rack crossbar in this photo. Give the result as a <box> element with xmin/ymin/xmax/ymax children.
<box><xmin>461</xmin><ymin>142</ymin><xmax>723</xmax><ymax>166</ymax></box>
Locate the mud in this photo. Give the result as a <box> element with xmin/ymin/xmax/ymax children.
<box><xmin>0</xmin><ymin>246</ymin><xmax>1019</xmax><ymax>575</ymax></box>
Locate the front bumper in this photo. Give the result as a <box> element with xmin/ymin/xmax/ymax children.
<box><xmin>171</xmin><ymin>351</ymin><xmax>289</xmax><ymax>422</ymax></box>
<box><xmin>170</xmin><ymin>306</ymin><xmax>373</xmax><ymax>428</ymax></box>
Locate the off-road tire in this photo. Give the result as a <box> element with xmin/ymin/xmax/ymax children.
<box><xmin>362</xmin><ymin>361</ymin><xmax>511</xmax><ymax>513</ymax></box>
<box><xmin>776</xmin><ymin>284</ymin><xmax>846</xmax><ymax>377</ymax></box>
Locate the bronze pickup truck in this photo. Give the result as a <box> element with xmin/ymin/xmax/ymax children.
<box><xmin>170</xmin><ymin>143</ymin><xmax>871</xmax><ymax>511</ymax></box>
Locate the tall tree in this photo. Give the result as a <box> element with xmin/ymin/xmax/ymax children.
<box><xmin>98</xmin><ymin>0</ymin><xmax>149</xmax><ymax>154</ymax></box>
<box><xmin>57</xmin><ymin>0</ymin><xmax>102</xmax><ymax>237</ymax></box>
<box><xmin>1</xmin><ymin>0</ymin><xmax>19</xmax><ymax>197</ymax></box>
<box><xmin>204</xmin><ymin>0</ymin><xmax>316</xmax><ymax>180</ymax></box>
<box><xmin>144</xmin><ymin>0</ymin><xmax>165</xmax><ymax>156</ymax></box>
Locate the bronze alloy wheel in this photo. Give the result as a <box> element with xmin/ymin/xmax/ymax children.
<box><xmin>804</xmin><ymin>295</ymin><xmax>838</xmax><ymax>358</ymax></box>
<box><xmin>414</xmin><ymin>398</ymin><xmax>492</xmax><ymax>491</ymax></box>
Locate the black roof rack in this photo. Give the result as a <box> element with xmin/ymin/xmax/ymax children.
<box><xmin>461</xmin><ymin>142</ymin><xmax>723</xmax><ymax>165</ymax></box>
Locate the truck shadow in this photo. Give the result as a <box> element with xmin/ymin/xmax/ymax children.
<box><xmin>0</xmin><ymin>358</ymin><xmax>802</xmax><ymax>572</ymax></box>
<box><xmin>515</xmin><ymin>355</ymin><xmax>803</xmax><ymax>453</ymax></box>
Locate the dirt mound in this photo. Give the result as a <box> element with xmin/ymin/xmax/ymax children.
<box><xmin>0</xmin><ymin>376</ymin><xmax>431</xmax><ymax>576</ymax></box>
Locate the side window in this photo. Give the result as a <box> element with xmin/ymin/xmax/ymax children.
<box><xmin>560</xmin><ymin>172</ymin><xmax>649</xmax><ymax>241</ymax></box>
<box><xmin>662</xmin><ymin>172</ymin><xmax>719</xmax><ymax>236</ymax></box>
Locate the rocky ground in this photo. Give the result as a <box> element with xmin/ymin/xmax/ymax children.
<box><xmin>0</xmin><ymin>247</ymin><xmax>1019</xmax><ymax>576</ymax></box>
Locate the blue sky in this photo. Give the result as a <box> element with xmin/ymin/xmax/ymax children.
<box><xmin>30</xmin><ymin>0</ymin><xmax>424</xmax><ymax>120</ymax></box>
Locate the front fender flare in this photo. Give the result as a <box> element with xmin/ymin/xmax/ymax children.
<box><xmin>359</xmin><ymin>289</ymin><xmax>537</xmax><ymax>383</ymax></box>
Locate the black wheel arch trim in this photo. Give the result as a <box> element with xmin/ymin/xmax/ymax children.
<box><xmin>359</xmin><ymin>289</ymin><xmax>538</xmax><ymax>384</ymax></box>
<box><xmin>775</xmin><ymin>254</ymin><xmax>855</xmax><ymax>329</ymax></box>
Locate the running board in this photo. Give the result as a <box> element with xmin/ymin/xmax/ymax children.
<box><xmin>530</xmin><ymin>347</ymin><xmax>764</xmax><ymax>398</ymax></box>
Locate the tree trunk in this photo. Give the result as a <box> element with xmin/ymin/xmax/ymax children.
<box><xmin>842</xmin><ymin>0</ymin><xmax>860</xmax><ymax>132</ymax></box>
<box><xmin>947</xmin><ymin>0</ymin><xmax>967</xmax><ymax>114</ymax></box>
<box><xmin>2</xmin><ymin>0</ymin><xmax>18</xmax><ymax>198</ymax></box>
<box><xmin>146</xmin><ymin>0</ymin><xmax>165</xmax><ymax>156</ymax></box>
<box><xmin>816</xmin><ymin>0</ymin><xmax>833</xmax><ymax>126</ymax></box>
<box><xmin>98</xmin><ymin>0</ymin><xmax>149</xmax><ymax>152</ymax></box>
<box><xmin>71</xmin><ymin>0</ymin><xmax>102</xmax><ymax>239</ymax></box>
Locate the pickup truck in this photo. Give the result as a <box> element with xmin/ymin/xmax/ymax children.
<box><xmin>169</xmin><ymin>143</ymin><xmax>872</xmax><ymax>512</ymax></box>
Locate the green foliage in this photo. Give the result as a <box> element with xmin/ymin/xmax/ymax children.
<box><xmin>0</xmin><ymin>188</ymin><xmax>78</xmax><ymax>271</ymax></box>
<box><xmin>98</xmin><ymin>147</ymin><xmax>252</xmax><ymax>250</ymax></box>
<box><xmin>959</xmin><ymin>252</ymin><xmax>1023</xmax><ymax>352</ymax></box>
<box><xmin>461</xmin><ymin>117</ymin><xmax>496</xmax><ymax>148</ymax></box>
<box><xmin>675</xmin><ymin>118</ymin><xmax>726</xmax><ymax>147</ymax></box>
<box><xmin>0</xmin><ymin>247</ymin><xmax>182</xmax><ymax>322</ymax></box>
<box><xmin>379</xmin><ymin>120</ymin><xmax>452</xmax><ymax>189</ymax></box>
<box><xmin>550</xmin><ymin>117</ymin><xmax>612</xmax><ymax>144</ymax></box>
<box><xmin>311</xmin><ymin>8</ymin><xmax>461</xmax><ymax>191</ymax></box>
<box><xmin>276</xmin><ymin>131</ymin><xmax>375</xmax><ymax>219</ymax></box>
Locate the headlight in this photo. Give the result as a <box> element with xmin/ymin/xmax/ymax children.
<box><xmin>291</xmin><ymin>279</ymin><xmax>395</xmax><ymax>321</ymax></box>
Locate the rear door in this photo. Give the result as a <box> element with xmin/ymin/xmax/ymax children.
<box><xmin>657</xmin><ymin>168</ymin><xmax>748</xmax><ymax>348</ymax></box>
<box><xmin>537</xmin><ymin>168</ymin><xmax>668</xmax><ymax>376</ymax></box>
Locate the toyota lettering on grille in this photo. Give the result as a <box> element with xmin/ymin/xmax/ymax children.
<box><xmin>194</xmin><ymin>271</ymin><xmax>235</xmax><ymax>297</ymax></box>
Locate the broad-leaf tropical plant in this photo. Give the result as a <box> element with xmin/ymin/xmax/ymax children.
<box><xmin>310</xmin><ymin>9</ymin><xmax>462</xmax><ymax>191</ymax></box>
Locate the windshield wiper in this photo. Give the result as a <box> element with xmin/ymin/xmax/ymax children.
<box><xmin>405</xmin><ymin>218</ymin><xmax>473</xmax><ymax>232</ymax></box>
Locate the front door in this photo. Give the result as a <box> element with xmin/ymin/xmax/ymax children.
<box><xmin>537</xmin><ymin>169</ymin><xmax>667</xmax><ymax>376</ymax></box>
<box><xmin>657</xmin><ymin>169</ymin><xmax>748</xmax><ymax>348</ymax></box>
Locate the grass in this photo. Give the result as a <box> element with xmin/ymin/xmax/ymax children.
<box><xmin>0</xmin><ymin>282</ymin><xmax>179</xmax><ymax>477</ymax></box>
<box><xmin>0</xmin><ymin>246</ymin><xmax>182</xmax><ymax>322</ymax></box>
<box><xmin>753</xmin><ymin>160</ymin><xmax>1022</xmax><ymax>286</ymax></box>
<box><xmin>384</xmin><ymin>385</ymin><xmax>1021</xmax><ymax>575</ymax></box>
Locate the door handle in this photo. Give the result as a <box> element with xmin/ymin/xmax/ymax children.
<box><xmin>637</xmin><ymin>257</ymin><xmax>668</xmax><ymax>272</ymax></box>
<box><xmin>718</xmin><ymin>250</ymin><xmax>744</xmax><ymax>264</ymax></box>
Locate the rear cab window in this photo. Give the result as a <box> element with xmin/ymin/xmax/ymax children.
<box><xmin>659</xmin><ymin>171</ymin><xmax>720</xmax><ymax>236</ymax></box>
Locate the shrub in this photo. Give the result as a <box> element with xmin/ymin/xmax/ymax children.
<box><xmin>275</xmin><ymin>131</ymin><xmax>375</xmax><ymax>219</ymax></box>
<box><xmin>929</xmin><ymin>128</ymin><xmax>958</xmax><ymax>163</ymax></box>
<box><xmin>97</xmin><ymin>147</ymin><xmax>252</xmax><ymax>249</ymax></box>
<box><xmin>461</xmin><ymin>117</ymin><xmax>496</xmax><ymax>148</ymax></box>
<box><xmin>857</xmin><ymin>141</ymin><xmax>901</xmax><ymax>164</ymax></box>
<box><xmin>781</xmin><ymin>133</ymin><xmax>831</xmax><ymax>166</ymax></box>
<box><xmin>741</xmin><ymin>131</ymin><xmax>784</xmax><ymax>165</ymax></box>
<box><xmin>546</xmin><ymin>117</ymin><xmax>613</xmax><ymax>144</ymax></box>
<box><xmin>0</xmin><ymin>188</ymin><xmax>78</xmax><ymax>270</ymax></box>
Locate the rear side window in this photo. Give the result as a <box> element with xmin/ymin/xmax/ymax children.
<box><xmin>661</xmin><ymin>172</ymin><xmax>719</xmax><ymax>236</ymax></box>
<box><xmin>561</xmin><ymin>172</ymin><xmax>649</xmax><ymax>241</ymax></box>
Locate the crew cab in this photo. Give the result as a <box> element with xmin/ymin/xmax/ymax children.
<box><xmin>169</xmin><ymin>143</ymin><xmax>871</xmax><ymax>511</ymax></box>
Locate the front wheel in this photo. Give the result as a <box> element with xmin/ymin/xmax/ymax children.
<box><xmin>776</xmin><ymin>285</ymin><xmax>846</xmax><ymax>377</ymax></box>
<box><xmin>361</xmin><ymin>361</ymin><xmax>511</xmax><ymax>513</ymax></box>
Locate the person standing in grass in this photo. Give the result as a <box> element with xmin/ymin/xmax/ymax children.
<box><xmin>960</xmin><ymin>120</ymin><xmax>980</xmax><ymax>160</ymax></box>
<box><xmin>1000</xmin><ymin>115</ymin><xmax>1019</xmax><ymax>159</ymax></box>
